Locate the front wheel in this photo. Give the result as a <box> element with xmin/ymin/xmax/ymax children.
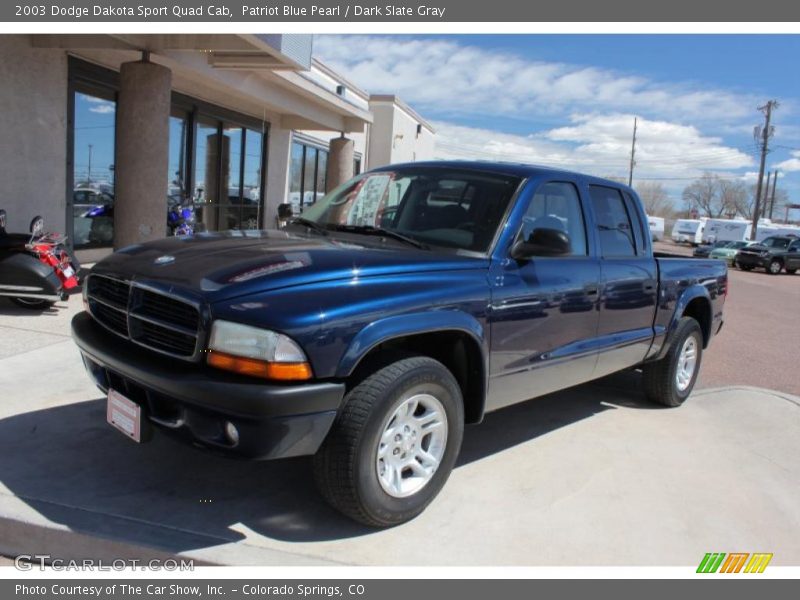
<box><xmin>10</xmin><ymin>297</ymin><xmax>54</xmax><ymax>310</ymax></box>
<box><xmin>314</xmin><ymin>355</ymin><xmax>464</xmax><ymax>527</ymax></box>
<box><xmin>642</xmin><ymin>317</ymin><xmax>703</xmax><ymax>407</ymax></box>
<box><xmin>768</xmin><ymin>259</ymin><xmax>783</xmax><ymax>275</ymax></box>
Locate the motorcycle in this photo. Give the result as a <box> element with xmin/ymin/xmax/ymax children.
<box><xmin>0</xmin><ymin>210</ymin><xmax>81</xmax><ymax>310</ymax></box>
<box><xmin>167</xmin><ymin>201</ymin><xmax>197</xmax><ymax>236</ymax></box>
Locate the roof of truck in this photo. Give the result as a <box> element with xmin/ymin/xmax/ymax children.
<box><xmin>372</xmin><ymin>160</ymin><xmax>634</xmax><ymax>190</ymax></box>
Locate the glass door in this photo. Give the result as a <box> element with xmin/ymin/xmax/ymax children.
<box><xmin>191</xmin><ymin>119</ymin><xmax>265</xmax><ymax>232</ymax></box>
<box><xmin>72</xmin><ymin>90</ymin><xmax>116</xmax><ymax>248</ymax></box>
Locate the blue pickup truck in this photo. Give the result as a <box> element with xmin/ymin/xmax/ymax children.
<box><xmin>72</xmin><ymin>161</ymin><xmax>726</xmax><ymax>526</ymax></box>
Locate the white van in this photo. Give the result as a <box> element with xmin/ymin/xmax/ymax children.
<box><xmin>647</xmin><ymin>216</ymin><xmax>665</xmax><ymax>241</ymax></box>
<box><xmin>671</xmin><ymin>219</ymin><xmax>705</xmax><ymax>245</ymax></box>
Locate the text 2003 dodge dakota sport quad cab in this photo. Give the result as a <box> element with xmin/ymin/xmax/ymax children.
<box><xmin>72</xmin><ymin>162</ymin><xmax>727</xmax><ymax>526</ymax></box>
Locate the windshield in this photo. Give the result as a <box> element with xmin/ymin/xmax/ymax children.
<box><xmin>762</xmin><ymin>237</ymin><xmax>791</xmax><ymax>249</ymax></box>
<box><xmin>295</xmin><ymin>167</ymin><xmax>522</xmax><ymax>253</ymax></box>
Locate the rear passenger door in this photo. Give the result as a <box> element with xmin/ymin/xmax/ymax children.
<box><xmin>587</xmin><ymin>185</ymin><xmax>658</xmax><ymax>378</ymax></box>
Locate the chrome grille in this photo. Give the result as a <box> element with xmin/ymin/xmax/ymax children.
<box><xmin>86</xmin><ymin>274</ymin><xmax>201</xmax><ymax>360</ymax></box>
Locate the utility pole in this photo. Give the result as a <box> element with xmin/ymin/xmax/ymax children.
<box><xmin>628</xmin><ymin>117</ymin><xmax>637</xmax><ymax>187</ymax></box>
<box><xmin>87</xmin><ymin>144</ymin><xmax>93</xmax><ymax>185</ymax></box>
<box><xmin>762</xmin><ymin>171</ymin><xmax>772</xmax><ymax>222</ymax></box>
<box><xmin>769</xmin><ymin>170</ymin><xmax>778</xmax><ymax>220</ymax></box>
<box><xmin>751</xmin><ymin>100</ymin><xmax>778</xmax><ymax>240</ymax></box>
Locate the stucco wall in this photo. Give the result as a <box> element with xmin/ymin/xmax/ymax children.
<box><xmin>388</xmin><ymin>104</ymin><xmax>436</xmax><ymax>165</ymax></box>
<box><xmin>366</xmin><ymin>103</ymin><xmax>396</xmax><ymax>169</ymax></box>
<box><xmin>0</xmin><ymin>36</ymin><xmax>68</xmax><ymax>234</ymax></box>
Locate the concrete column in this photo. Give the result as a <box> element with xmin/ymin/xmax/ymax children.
<box><xmin>326</xmin><ymin>136</ymin><xmax>355</xmax><ymax>193</ymax></box>
<box><xmin>114</xmin><ymin>59</ymin><xmax>171</xmax><ymax>249</ymax></box>
<box><xmin>201</xmin><ymin>133</ymin><xmax>229</xmax><ymax>232</ymax></box>
<box><xmin>265</xmin><ymin>128</ymin><xmax>292</xmax><ymax>229</ymax></box>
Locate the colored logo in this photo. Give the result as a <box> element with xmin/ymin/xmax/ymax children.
<box><xmin>697</xmin><ymin>552</ymin><xmax>773</xmax><ymax>573</ymax></box>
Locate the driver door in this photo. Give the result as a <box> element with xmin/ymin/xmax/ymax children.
<box><xmin>487</xmin><ymin>180</ymin><xmax>601</xmax><ymax>410</ymax></box>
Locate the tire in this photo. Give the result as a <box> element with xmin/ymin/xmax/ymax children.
<box><xmin>313</xmin><ymin>355</ymin><xmax>464</xmax><ymax>527</ymax></box>
<box><xmin>768</xmin><ymin>259</ymin><xmax>783</xmax><ymax>275</ymax></box>
<box><xmin>10</xmin><ymin>297</ymin><xmax>54</xmax><ymax>310</ymax></box>
<box><xmin>642</xmin><ymin>317</ymin><xmax>703</xmax><ymax>407</ymax></box>
<box><xmin>787</xmin><ymin>268</ymin><xmax>797</xmax><ymax>275</ymax></box>
<box><xmin>739</xmin><ymin>264</ymin><xmax>753</xmax><ymax>271</ymax></box>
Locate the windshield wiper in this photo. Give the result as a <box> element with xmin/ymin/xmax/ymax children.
<box><xmin>287</xmin><ymin>217</ymin><xmax>330</xmax><ymax>236</ymax></box>
<box><xmin>332</xmin><ymin>225</ymin><xmax>429</xmax><ymax>250</ymax></box>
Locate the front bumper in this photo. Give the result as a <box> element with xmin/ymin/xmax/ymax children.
<box><xmin>735</xmin><ymin>253</ymin><xmax>769</xmax><ymax>268</ymax></box>
<box><xmin>72</xmin><ymin>311</ymin><xmax>345</xmax><ymax>459</ymax></box>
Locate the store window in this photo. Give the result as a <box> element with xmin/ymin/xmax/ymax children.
<box><xmin>71</xmin><ymin>90</ymin><xmax>116</xmax><ymax>249</ymax></box>
<box><xmin>190</xmin><ymin>120</ymin><xmax>266</xmax><ymax>232</ymax></box>
<box><xmin>288</xmin><ymin>140</ymin><xmax>329</xmax><ymax>214</ymax></box>
<box><xmin>68</xmin><ymin>59</ymin><xmax>269</xmax><ymax>248</ymax></box>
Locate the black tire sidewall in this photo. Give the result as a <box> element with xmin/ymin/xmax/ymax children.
<box><xmin>353</xmin><ymin>362</ymin><xmax>463</xmax><ymax>525</ymax></box>
<box><xmin>10</xmin><ymin>298</ymin><xmax>53</xmax><ymax>310</ymax></box>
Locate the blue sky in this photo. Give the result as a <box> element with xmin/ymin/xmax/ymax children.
<box><xmin>315</xmin><ymin>35</ymin><xmax>800</xmax><ymax>211</ymax></box>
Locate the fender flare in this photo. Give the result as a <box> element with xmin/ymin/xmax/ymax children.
<box><xmin>336</xmin><ymin>310</ymin><xmax>489</xmax><ymax>378</ymax></box>
<box><xmin>658</xmin><ymin>284</ymin><xmax>713</xmax><ymax>359</ymax></box>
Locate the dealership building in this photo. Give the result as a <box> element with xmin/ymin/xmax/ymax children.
<box><xmin>0</xmin><ymin>34</ymin><xmax>435</xmax><ymax>261</ymax></box>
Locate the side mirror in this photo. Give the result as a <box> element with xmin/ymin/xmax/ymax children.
<box><xmin>511</xmin><ymin>227</ymin><xmax>571</xmax><ymax>260</ymax></box>
<box><xmin>29</xmin><ymin>215</ymin><xmax>44</xmax><ymax>236</ymax></box>
<box><xmin>277</xmin><ymin>203</ymin><xmax>294</xmax><ymax>220</ymax></box>
<box><xmin>0</xmin><ymin>209</ymin><xmax>6</xmax><ymax>230</ymax></box>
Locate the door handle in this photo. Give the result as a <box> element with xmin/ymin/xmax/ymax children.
<box><xmin>584</xmin><ymin>285</ymin><xmax>599</xmax><ymax>296</ymax></box>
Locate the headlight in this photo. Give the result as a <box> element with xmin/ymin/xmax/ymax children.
<box><xmin>207</xmin><ymin>320</ymin><xmax>312</xmax><ymax>380</ymax></box>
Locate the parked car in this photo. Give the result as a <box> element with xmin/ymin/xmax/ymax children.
<box><xmin>693</xmin><ymin>240</ymin><xmax>730</xmax><ymax>258</ymax></box>
<box><xmin>735</xmin><ymin>235</ymin><xmax>800</xmax><ymax>274</ymax></box>
<box><xmin>72</xmin><ymin>162</ymin><xmax>727</xmax><ymax>527</ymax></box>
<box><xmin>709</xmin><ymin>240</ymin><xmax>756</xmax><ymax>266</ymax></box>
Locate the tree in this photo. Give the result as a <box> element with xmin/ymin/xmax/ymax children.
<box><xmin>635</xmin><ymin>181</ymin><xmax>672</xmax><ymax>217</ymax></box>
<box><xmin>718</xmin><ymin>180</ymin><xmax>749</xmax><ymax>219</ymax></box>
<box><xmin>682</xmin><ymin>173</ymin><xmax>728</xmax><ymax>218</ymax></box>
<box><xmin>735</xmin><ymin>184</ymin><xmax>789</xmax><ymax>220</ymax></box>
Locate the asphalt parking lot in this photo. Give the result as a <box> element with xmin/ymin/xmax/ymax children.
<box><xmin>0</xmin><ymin>255</ymin><xmax>798</xmax><ymax>566</ymax></box>
<box><xmin>654</xmin><ymin>240</ymin><xmax>800</xmax><ymax>396</ymax></box>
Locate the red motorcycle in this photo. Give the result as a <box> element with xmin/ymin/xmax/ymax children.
<box><xmin>0</xmin><ymin>210</ymin><xmax>81</xmax><ymax>310</ymax></box>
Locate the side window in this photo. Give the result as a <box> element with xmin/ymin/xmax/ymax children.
<box><xmin>623</xmin><ymin>191</ymin><xmax>648</xmax><ymax>254</ymax></box>
<box><xmin>518</xmin><ymin>181</ymin><xmax>587</xmax><ymax>256</ymax></box>
<box><xmin>589</xmin><ymin>185</ymin><xmax>636</xmax><ymax>258</ymax></box>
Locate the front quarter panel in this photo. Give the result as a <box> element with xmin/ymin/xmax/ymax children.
<box><xmin>209</xmin><ymin>267</ymin><xmax>491</xmax><ymax>380</ymax></box>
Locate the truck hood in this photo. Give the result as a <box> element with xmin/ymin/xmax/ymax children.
<box><xmin>91</xmin><ymin>230</ymin><xmax>489</xmax><ymax>302</ymax></box>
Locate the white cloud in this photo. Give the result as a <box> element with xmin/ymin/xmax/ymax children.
<box><xmin>89</xmin><ymin>104</ymin><xmax>115</xmax><ymax>115</ymax></box>
<box><xmin>314</xmin><ymin>36</ymin><xmax>755</xmax><ymax>122</ymax></box>
<box><xmin>775</xmin><ymin>150</ymin><xmax>800</xmax><ymax>172</ymax></box>
<box><xmin>433</xmin><ymin>115</ymin><xmax>753</xmax><ymax>182</ymax></box>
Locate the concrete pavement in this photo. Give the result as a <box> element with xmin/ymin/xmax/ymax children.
<box><xmin>0</xmin><ymin>295</ymin><xmax>798</xmax><ymax>566</ymax></box>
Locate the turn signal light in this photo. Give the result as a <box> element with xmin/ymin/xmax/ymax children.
<box><xmin>207</xmin><ymin>350</ymin><xmax>312</xmax><ymax>381</ymax></box>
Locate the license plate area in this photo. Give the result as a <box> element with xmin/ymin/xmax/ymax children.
<box><xmin>107</xmin><ymin>388</ymin><xmax>143</xmax><ymax>442</ymax></box>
